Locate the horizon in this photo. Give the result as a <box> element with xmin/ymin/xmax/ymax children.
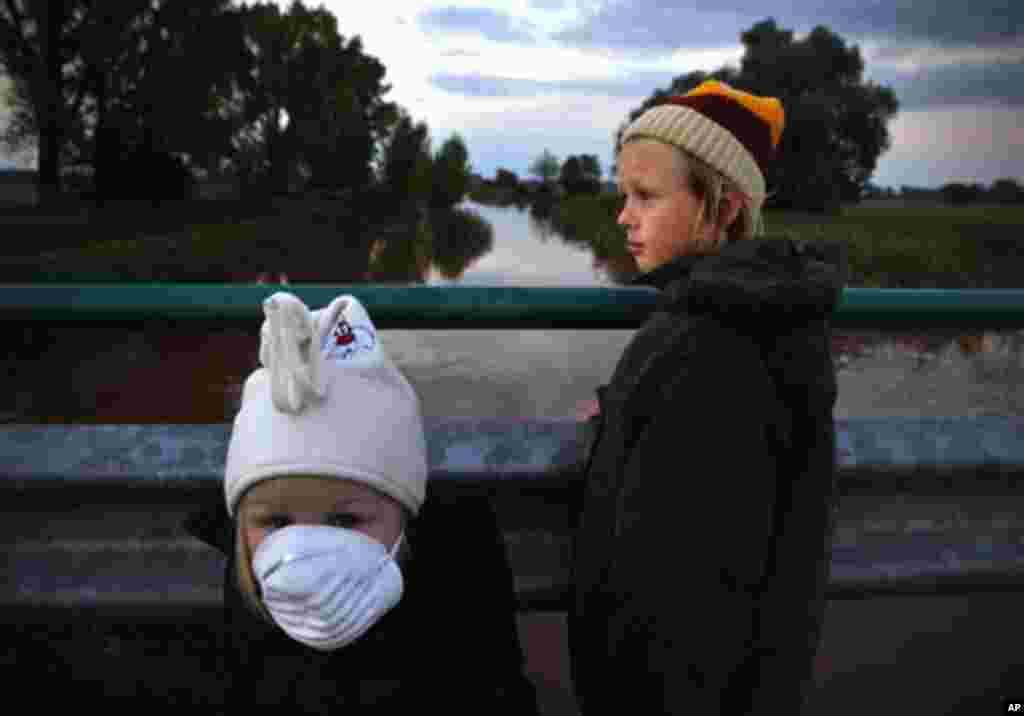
<box><xmin>0</xmin><ymin>154</ymin><xmax>1011</xmax><ymax>193</ymax></box>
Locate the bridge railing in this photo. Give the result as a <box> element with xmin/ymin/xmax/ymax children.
<box><xmin>2</xmin><ymin>284</ymin><xmax>1024</xmax><ymax>620</ymax></box>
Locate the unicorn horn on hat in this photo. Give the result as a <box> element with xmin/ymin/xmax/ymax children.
<box><xmin>260</xmin><ymin>292</ymin><xmax>327</xmax><ymax>415</ymax></box>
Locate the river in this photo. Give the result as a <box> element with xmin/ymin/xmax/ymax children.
<box><xmin>2</xmin><ymin>199</ymin><xmax>1023</xmax><ymax>423</ymax></box>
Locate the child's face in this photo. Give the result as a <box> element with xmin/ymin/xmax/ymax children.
<box><xmin>617</xmin><ymin>138</ymin><xmax>705</xmax><ymax>273</ymax></box>
<box><xmin>239</xmin><ymin>476</ymin><xmax>405</xmax><ymax>556</ymax></box>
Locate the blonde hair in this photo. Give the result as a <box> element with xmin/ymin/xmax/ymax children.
<box><xmin>666</xmin><ymin>142</ymin><xmax>759</xmax><ymax>253</ymax></box>
<box><xmin>235</xmin><ymin>504</ymin><xmax>274</xmax><ymax>623</ymax></box>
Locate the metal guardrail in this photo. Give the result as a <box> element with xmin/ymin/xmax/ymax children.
<box><xmin>3</xmin><ymin>417</ymin><xmax>1024</xmax><ymax>621</ymax></box>
<box><xmin>3</xmin><ymin>284</ymin><xmax>1024</xmax><ymax>329</ymax></box>
<box><xmin>2</xmin><ymin>284</ymin><xmax>1024</xmax><ymax>621</ymax></box>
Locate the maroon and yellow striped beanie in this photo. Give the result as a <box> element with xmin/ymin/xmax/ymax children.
<box><xmin>621</xmin><ymin>80</ymin><xmax>785</xmax><ymax>234</ymax></box>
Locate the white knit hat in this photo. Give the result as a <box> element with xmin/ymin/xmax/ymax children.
<box><xmin>224</xmin><ymin>292</ymin><xmax>428</xmax><ymax>518</ymax></box>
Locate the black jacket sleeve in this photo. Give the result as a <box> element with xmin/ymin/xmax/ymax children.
<box><xmin>182</xmin><ymin>495</ymin><xmax>233</xmax><ymax>556</ymax></box>
<box><xmin>414</xmin><ymin>493</ymin><xmax>542</xmax><ymax>715</ymax></box>
<box><xmin>603</xmin><ymin>325</ymin><xmax>780</xmax><ymax>714</ymax></box>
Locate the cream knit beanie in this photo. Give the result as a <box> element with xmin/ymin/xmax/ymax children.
<box><xmin>224</xmin><ymin>292</ymin><xmax>427</xmax><ymax>517</ymax></box>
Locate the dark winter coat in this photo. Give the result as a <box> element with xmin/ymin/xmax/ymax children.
<box><xmin>184</xmin><ymin>492</ymin><xmax>540</xmax><ymax>714</ymax></box>
<box><xmin>568</xmin><ymin>237</ymin><xmax>848</xmax><ymax>715</ymax></box>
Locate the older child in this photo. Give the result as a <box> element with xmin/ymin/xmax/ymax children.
<box><xmin>569</xmin><ymin>80</ymin><xmax>848</xmax><ymax>714</ymax></box>
<box><xmin>186</xmin><ymin>292</ymin><xmax>539</xmax><ymax>713</ymax></box>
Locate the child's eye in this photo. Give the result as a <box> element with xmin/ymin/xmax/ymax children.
<box><xmin>327</xmin><ymin>513</ymin><xmax>360</xmax><ymax>528</ymax></box>
<box><xmin>262</xmin><ymin>515</ymin><xmax>292</xmax><ymax>530</ymax></box>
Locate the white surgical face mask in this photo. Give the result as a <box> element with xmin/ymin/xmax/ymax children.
<box><xmin>252</xmin><ymin>524</ymin><xmax>404</xmax><ymax>651</ymax></box>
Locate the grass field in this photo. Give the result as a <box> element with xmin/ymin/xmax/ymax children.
<box><xmin>552</xmin><ymin>195</ymin><xmax>1024</xmax><ymax>288</ymax></box>
<box><xmin>765</xmin><ymin>204</ymin><xmax>1024</xmax><ymax>288</ymax></box>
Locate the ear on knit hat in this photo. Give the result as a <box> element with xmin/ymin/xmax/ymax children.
<box><xmin>224</xmin><ymin>292</ymin><xmax>428</xmax><ymax>519</ymax></box>
<box><xmin>676</xmin><ymin>81</ymin><xmax>784</xmax><ymax>154</ymax></box>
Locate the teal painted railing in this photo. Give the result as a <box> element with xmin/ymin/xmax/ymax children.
<box><xmin>3</xmin><ymin>284</ymin><xmax>1024</xmax><ymax>329</ymax></box>
<box><xmin>2</xmin><ymin>283</ymin><xmax>1024</xmax><ymax>616</ymax></box>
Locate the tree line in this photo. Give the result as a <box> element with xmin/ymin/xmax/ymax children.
<box><xmin>477</xmin><ymin>150</ymin><xmax>606</xmax><ymax>199</ymax></box>
<box><xmin>0</xmin><ymin>0</ymin><xmax>471</xmax><ymax>211</ymax></box>
<box><xmin>863</xmin><ymin>179</ymin><xmax>1024</xmax><ymax>205</ymax></box>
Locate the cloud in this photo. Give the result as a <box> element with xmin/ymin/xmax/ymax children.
<box><xmin>876</xmin><ymin>106</ymin><xmax>1024</xmax><ymax>185</ymax></box>
<box><xmin>867</xmin><ymin>43</ymin><xmax>1024</xmax><ymax>72</ymax></box>
<box><xmin>440</xmin><ymin>49</ymin><xmax>481</xmax><ymax>57</ymax></box>
<box><xmin>529</xmin><ymin>0</ymin><xmax>569</xmax><ymax>9</ymax></box>
<box><xmin>552</xmin><ymin>3</ymin><xmax>746</xmax><ymax>53</ymax></box>
<box><xmin>871</xmin><ymin>60</ymin><xmax>1024</xmax><ymax>109</ymax></box>
<box><xmin>827</xmin><ymin>0</ymin><xmax>1023</xmax><ymax>49</ymax></box>
<box><xmin>430</xmin><ymin>71</ymin><xmax>679</xmax><ymax>99</ymax></box>
<box><xmin>549</xmin><ymin>0</ymin><xmax>1023</xmax><ymax>56</ymax></box>
<box><xmin>418</xmin><ymin>6</ymin><xmax>541</xmax><ymax>45</ymax></box>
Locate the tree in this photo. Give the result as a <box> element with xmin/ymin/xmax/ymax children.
<box><xmin>429</xmin><ymin>132</ymin><xmax>470</xmax><ymax>210</ymax></box>
<box><xmin>1</xmin><ymin>1</ymin><xmax>251</xmax><ymax>202</ymax></box>
<box><xmin>579</xmin><ymin>154</ymin><xmax>602</xmax><ymax>182</ymax></box>
<box><xmin>529</xmin><ymin>148</ymin><xmax>559</xmax><ymax>185</ymax></box>
<box><xmin>941</xmin><ymin>182</ymin><xmax>984</xmax><ymax>206</ymax></box>
<box><xmin>0</xmin><ymin>70</ymin><xmax>39</xmax><ymax>167</ymax></box>
<box><xmin>559</xmin><ymin>154</ymin><xmax>601</xmax><ymax>195</ymax></box>
<box><xmin>495</xmin><ymin>167</ymin><xmax>518</xmax><ymax>190</ymax></box>
<box><xmin>87</xmin><ymin>1</ymin><xmax>248</xmax><ymax>201</ymax></box>
<box><xmin>232</xmin><ymin>1</ymin><xmax>397</xmax><ymax>196</ymax></box>
<box><xmin>989</xmin><ymin>178</ymin><xmax>1023</xmax><ymax>204</ymax></box>
<box><xmin>559</xmin><ymin>155</ymin><xmax>582</xmax><ymax>193</ymax></box>
<box><xmin>0</xmin><ymin>1</ymin><xmax>85</xmax><ymax>203</ymax></box>
<box><xmin>616</xmin><ymin>19</ymin><xmax>899</xmax><ymax>212</ymax></box>
<box><xmin>379</xmin><ymin>109</ymin><xmax>432</xmax><ymax>209</ymax></box>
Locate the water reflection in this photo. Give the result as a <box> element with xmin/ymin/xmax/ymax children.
<box><xmin>423</xmin><ymin>208</ymin><xmax>495</xmax><ymax>281</ymax></box>
<box><xmin>244</xmin><ymin>207</ymin><xmax>496</xmax><ymax>285</ymax></box>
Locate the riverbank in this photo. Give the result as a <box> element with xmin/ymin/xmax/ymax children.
<box><xmin>0</xmin><ymin>196</ymin><xmax>407</xmax><ymax>283</ymax></box>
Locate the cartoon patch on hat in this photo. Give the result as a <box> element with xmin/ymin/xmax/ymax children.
<box><xmin>325</xmin><ymin>317</ymin><xmax>377</xmax><ymax>363</ymax></box>
<box><xmin>314</xmin><ymin>295</ymin><xmax>380</xmax><ymax>367</ymax></box>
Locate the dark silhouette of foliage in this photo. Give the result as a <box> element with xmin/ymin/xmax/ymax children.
<box><xmin>429</xmin><ymin>133</ymin><xmax>471</xmax><ymax>210</ymax></box>
<box><xmin>616</xmin><ymin>19</ymin><xmax>899</xmax><ymax>213</ymax></box>
<box><xmin>559</xmin><ymin>153</ymin><xmax>602</xmax><ymax>195</ymax></box>
<box><xmin>941</xmin><ymin>182</ymin><xmax>984</xmax><ymax>206</ymax></box>
<box><xmin>989</xmin><ymin>178</ymin><xmax>1023</xmax><ymax>204</ymax></box>
<box><xmin>379</xmin><ymin>109</ymin><xmax>432</xmax><ymax>209</ymax></box>
<box><xmin>495</xmin><ymin>168</ymin><xmax>519</xmax><ymax>190</ymax></box>
<box><xmin>529</xmin><ymin>149</ymin><xmax>559</xmax><ymax>185</ymax></box>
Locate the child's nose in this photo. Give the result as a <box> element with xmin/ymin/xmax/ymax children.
<box><xmin>617</xmin><ymin>203</ymin><xmax>630</xmax><ymax>227</ymax></box>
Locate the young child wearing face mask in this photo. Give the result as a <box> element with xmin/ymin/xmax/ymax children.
<box><xmin>185</xmin><ymin>292</ymin><xmax>540</xmax><ymax>713</ymax></box>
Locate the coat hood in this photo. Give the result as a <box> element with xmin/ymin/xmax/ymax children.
<box><xmin>632</xmin><ymin>237</ymin><xmax>848</xmax><ymax>424</ymax></box>
<box><xmin>631</xmin><ymin>237</ymin><xmax>848</xmax><ymax>324</ymax></box>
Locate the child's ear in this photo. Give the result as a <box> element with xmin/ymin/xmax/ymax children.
<box><xmin>719</xmin><ymin>191</ymin><xmax>743</xmax><ymax>232</ymax></box>
<box><xmin>183</xmin><ymin>497</ymin><xmax>234</xmax><ymax>555</ymax></box>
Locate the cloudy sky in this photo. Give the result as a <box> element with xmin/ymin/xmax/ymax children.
<box><xmin>2</xmin><ymin>0</ymin><xmax>1021</xmax><ymax>189</ymax></box>
<box><xmin>313</xmin><ymin>0</ymin><xmax>1023</xmax><ymax>190</ymax></box>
